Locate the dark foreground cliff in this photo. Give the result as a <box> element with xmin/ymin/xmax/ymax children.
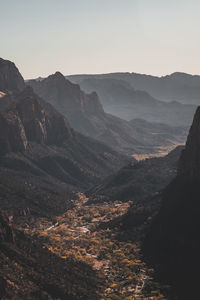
<box><xmin>143</xmin><ymin>106</ymin><xmax>200</xmax><ymax>300</ymax></box>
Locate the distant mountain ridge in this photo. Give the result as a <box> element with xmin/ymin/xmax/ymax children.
<box><xmin>68</xmin><ymin>71</ymin><xmax>200</xmax><ymax>105</ymax></box>
<box><xmin>28</xmin><ymin>72</ymin><xmax>188</xmax><ymax>154</ymax></box>
<box><xmin>67</xmin><ymin>74</ymin><xmax>196</xmax><ymax>126</ymax></box>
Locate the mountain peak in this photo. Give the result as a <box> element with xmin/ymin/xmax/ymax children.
<box><xmin>50</xmin><ymin>71</ymin><xmax>66</xmax><ymax>80</ymax></box>
<box><xmin>40</xmin><ymin>71</ymin><xmax>68</xmax><ymax>86</ymax></box>
<box><xmin>28</xmin><ymin>72</ymin><xmax>105</xmax><ymax>118</ymax></box>
<box><xmin>0</xmin><ymin>58</ymin><xmax>25</xmax><ymax>93</ymax></box>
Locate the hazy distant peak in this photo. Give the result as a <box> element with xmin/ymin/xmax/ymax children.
<box><xmin>47</xmin><ymin>71</ymin><xmax>66</xmax><ymax>81</ymax></box>
<box><xmin>170</xmin><ymin>71</ymin><xmax>199</xmax><ymax>76</ymax></box>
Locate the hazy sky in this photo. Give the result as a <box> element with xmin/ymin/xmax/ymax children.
<box><xmin>1</xmin><ymin>0</ymin><xmax>200</xmax><ymax>78</ymax></box>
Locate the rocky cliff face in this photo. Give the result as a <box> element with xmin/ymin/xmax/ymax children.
<box><xmin>13</xmin><ymin>87</ymin><xmax>73</xmax><ymax>145</ymax></box>
<box><xmin>0</xmin><ymin>110</ymin><xmax>27</xmax><ymax>155</ymax></box>
<box><xmin>29</xmin><ymin>72</ymin><xmax>104</xmax><ymax>115</ymax></box>
<box><xmin>0</xmin><ymin>58</ymin><xmax>25</xmax><ymax>113</ymax></box>
<box><xmin>0</xmin><ymin>58</ymin><xmax>25</xmax><ymax>94</ymax></box>
<box><xmin>0</xmin><ymin>87</ymin><xmax>73</xmax><ymax>155</ymax></box>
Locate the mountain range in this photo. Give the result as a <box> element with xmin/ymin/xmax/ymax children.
<box><xmin>67</xmin><ymin>73</ymin><xmax>197</xmax><ymax>126</ymax></box>
<box><xmin>28</xmin><ymin>72</ymin><xmax>187</xmax><ymax>155</ymax></box>
<box><xmin>68</xmin><ymin>71</ymin><xmax>200</xmax><ymax>105</ymax></box>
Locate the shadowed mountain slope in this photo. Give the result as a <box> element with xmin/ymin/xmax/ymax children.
<box><xmin>88</xmin><ymin>146</ymin><xmax>183</xmax><ymax>204</ymax></box>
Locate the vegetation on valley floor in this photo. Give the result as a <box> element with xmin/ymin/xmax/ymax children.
<box><xmin>22</xmin><ymin>193</ymin><xmax>172</xmax><ymax>300</ymax></box>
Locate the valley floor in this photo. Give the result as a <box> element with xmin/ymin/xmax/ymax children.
<box><xmin>21</xmin><ymin>193</ymin><xmax>172</xmax><ymax>300</ymax></box>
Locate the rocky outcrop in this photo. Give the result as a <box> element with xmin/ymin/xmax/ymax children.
<box><xmin>0</xmin><ymin>58</ymin><xmax>25</xmax><ymax>94</ymax></box>
<box><xmin>0</xmin><ymin>58</ymin><xmax>26</xmax><ymax>113</ymax></box>
<box><xmin>0</xmin><ymin>87</ymin><xmax>74</xmax><ymax>155</ymax></box>
<box><xmin>84</xmin><ymin>91</ymin><xmax>104</xmax><ymax>115</ymax></box>
<box><xmin>0</xmin><ymin>110</ymin><xmax>27</xmax><ymax>155</ymax></box>
<box><xmin>13</xmin><ymin>87</ymin><xmax>73</xmax><ymax>145</ymax></box>
<box><xmin>29</xmin><ymin>72</ymin><xmax>104</xmax><ymax>115</ymax></box>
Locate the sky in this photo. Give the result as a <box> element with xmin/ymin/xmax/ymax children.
<box><xmin>1</xmin><ymin>0</ymin><xmax>200</xmax><ymax>79</ymax></box>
